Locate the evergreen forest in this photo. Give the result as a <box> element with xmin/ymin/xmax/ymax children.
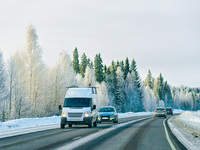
<box><xmin>0</xmin><ymin>25</ymin><xmax>199</xmax><ymax>122</ymax></box>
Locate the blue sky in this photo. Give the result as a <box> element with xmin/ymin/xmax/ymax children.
<box><xmin>0</xmin><ymin>0</ymin><xmax>200</xmax><ymax>87</ymax></box>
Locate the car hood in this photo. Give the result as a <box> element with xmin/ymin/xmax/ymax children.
<box><xmin>99</xmin><ymin>112</ymin><xmax>115</xmax><ymax>116</ymax></box>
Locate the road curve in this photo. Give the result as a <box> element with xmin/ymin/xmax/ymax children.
<box><xmin>0</xmin><ymin>115</ymin><xmax>186</xmax><ymax>150</ymax></box>
<box><xmin>74</xmin><ymin>116</ymin><xmax>187</xmax><ymax>150</ymax></box>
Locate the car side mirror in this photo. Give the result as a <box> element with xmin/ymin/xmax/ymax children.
<box><xmin>93</xmin><ymin>105</ymin><xmax>96</xmax><ymax>110</ymax></box>
<box><xmin>59</xmin><ymin>105</ymin><xmax>62</xmax><ymax>110</ymax></box>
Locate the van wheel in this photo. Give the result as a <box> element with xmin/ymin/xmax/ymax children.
<box><xmin>61</xmin><ymin>124</ymin><xmax>65</xmax><ymax>129</ymax></box>
<box><xmin>88</xmin><ymin>121</ymin><xmax>93</xmax><ymax>128</ymax></box>
<box><xmin>93</xmin><ymin>119</ymin><xmax>97</xmax><ymax>127</ymax></box>
<box><xmin>68</xmin><ymin>124</ymin><xmax>72</xmax><ymax>127</ymax></box>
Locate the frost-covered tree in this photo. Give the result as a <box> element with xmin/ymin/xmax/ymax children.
<box><xmin>119</xmin><ymin>61</ymin><xmax>125</xmax><ymax>74</ymax></box>
<box><xmin>97</xmin><ymin>81</ymin><xmax>109</xmax><ymax>108</ymax></box>
<box><xmin>48</xmin><ymin>51</ymin><xmax>76</xmax><ymax>115</ymax></box>
<box><xmin>83</xmin><ymin>66</ymin><xmax>96</xmax><ymax>87</ymax></box>
<box><xmin>23</xmin><ymin>25</ymin><xmax>46</xmax><ymax>116</ymax></box>
<box><xmin>124</xmin><ymin>57</ymin><xmax>130</xmax><ymax>79</ymax></box>
<box><xmin>116</xmin><ymin>67</ymin><xmax>125</xmax><ymax>112</ymax></box>
<box><xmin>80</xmin><ymin>53</ymin><xmax>88</xmax><ymax>77</ymax></box>
<box><xmin>131</xmin><ymin>58</ymin><xmax>144</xmax><ymax>112</ymax></box>
<box><xmin>0</xmin><ymin>51</ymin><xmax>9</xmax><ymax>122</ymax></box>
<box><xmin>11</xmin><ymin>51</ymin><xmax>31</xmax><ymax>119</ymax></box>
<box><xmin>144</xmin><ymin>70</ymin><xmax>153</xmax><ymax>89</ymax></box>
<box><xmin>72</xmin><ymin>47</ymin><xmax>80</xmax><ymax>74</ymax></box>
<box><xmin>163</xmin><ymin>81</ymin><xmax>172</xmax><ymax>107</ymax></box>
<box><xmin>94</xmin><ymin>53</ymin><xmax>104</xmax><ymax>83</ymax></box>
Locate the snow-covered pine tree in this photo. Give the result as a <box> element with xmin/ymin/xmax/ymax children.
<box><xmin>163</xmin><ymin>81</ymin><xmax>172</xmax><ymax>107</ymax></box>
<box><xmin>80</xmin><ymin>53</ymin><xmax>88</xmax><ymax>77</ymax></box>
<box><xmin>94</xmin><ymin>53</ymin><xmax>104</xmax><ymax>83</ymax></box>
<box><xmin>131</xmin><ymin>58</ymin><xmax>144</xmax><ymax>112</ymax></box>
<box><xmin>116</xmin><ymin>67</ymin><xmax>125</xmax><ymax>112</ymax></box>
<box><xmin>72</xmin><ymin>47</ymin><xmax>80</xmax><ymax>74</ymax></box>
<box><xmin>144</xmin><ymin>70</ymin><xmax>153</xmax><ymax>89</ymax></box>
<box><xmin>154</xmin><ymin>73</ymin><xmax>164</xmax><ymax>105</ymax></box>
<box><xmin>103</xmin><ymin>65</ymin><xmax>107</xmax><ymax>75</ymax></box>
<box><xmin>124</xmin><ymin>57</ymin><xmax>130</xmax><ymax>79</ymax></box>
<box><xmin>119</xmin><ymin>60</ymin><xmax>125</xmax><ymax>74</ymax></box>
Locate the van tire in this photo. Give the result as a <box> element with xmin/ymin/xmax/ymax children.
<box><xmin>68</xmin><ymin>124</ymin><xmax>72</xmax><ymax>127</ymax></box>
<box><xmin>61</xmin><ymin>124</ymin><xmax>65</xmax><ymax>129</ymax></box>
<box><xmin>93</xmin><ymin>119</ymin><xmax>97</xmax><ymax>127</ymax></box>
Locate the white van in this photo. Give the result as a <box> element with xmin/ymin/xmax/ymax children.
<box><xmin>60</xmin><ymin>86</ymin><xmax>98</xmax><ymax>128</ymax></box>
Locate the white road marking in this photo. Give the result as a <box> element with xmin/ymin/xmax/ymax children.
<box><xmin>163</xmin><ymin>118</ymin><xmax>176</xmax><ymax>150</ymax></box>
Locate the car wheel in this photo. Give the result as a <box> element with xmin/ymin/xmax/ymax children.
<box><xmin>60</xmin><ymin>124</ymin><xmax>65</xmax><ymax>129</ymax></box>
<box><xmin>68</xmin><ymin>124</ymin><xmax>72</xmax><ymax>127</ymax></box>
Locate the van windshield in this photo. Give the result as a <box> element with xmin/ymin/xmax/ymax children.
<box><xmin>64</xmin><ymin>98</ymin><xmax>92</xmax><ymax>107</ymax></box>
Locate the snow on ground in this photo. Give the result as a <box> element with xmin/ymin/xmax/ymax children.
<box><xmin>0</xmin><ymin>116</ymin><xmax>60</xmax><ymax>131</ymax></box>
<box><xmin>169</xmin><ymin>111</ymin><xmax>200</xmax><ymax>150</ymax></box>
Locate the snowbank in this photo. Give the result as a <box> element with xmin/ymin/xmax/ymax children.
<box><xmin>0</xmin><ymin>116</ymin><xmax>60</xmax><ymax>131</ymax></box>
<box><xmin>175</xmin><ymin>111</ymin><xmax>200</xmax><ymax>135</ymax></box>
<box><xmin>173</xmin><ymin>109</ymin><xmax>185</xmax><ymax>114</ymax></box>
<box><xmin>168</xmin><ymin>111</ymin><xmax>200</xmax><ymax>150</ymax></box>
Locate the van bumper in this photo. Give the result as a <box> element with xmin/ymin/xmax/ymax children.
<box><xmin>61</xmin><ymin>117</ymin><xmax>92</xmax><ymax>125</ymax></box>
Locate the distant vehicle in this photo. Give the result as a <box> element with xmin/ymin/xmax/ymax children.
<box><xmin>165</xmin><ymin>107</ymin><xmax>173</xmax><ymax>115</ymax></box>
<box><xmin>60</xmin><ymin>86</ymin><xmax>98</xmax><ymax>129</ymax></box>
<box><xmin>98</xmin><ymin>106</ymin><xmax>118</xmax><ymax>123</ymax></box>
<box><xmin>154</xmin><ymin>107</ymin><xmax>167</xmax><ymax>118</ymax></box>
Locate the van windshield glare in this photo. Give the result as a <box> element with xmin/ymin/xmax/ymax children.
<box><xmin>64</xmin><ymin>98</ymin><xmax>92</xmax><ymax>107</ymax></box>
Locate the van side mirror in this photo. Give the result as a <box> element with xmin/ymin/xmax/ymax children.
<box><xmin>93</xmin><ymin>105</ymin><xmax>96</xmax><ymax>110</ymax></box>
<box><xmin>59</xmin><ymin>105</ymin><xmax>62</xmax><ymax>110</ymax></box>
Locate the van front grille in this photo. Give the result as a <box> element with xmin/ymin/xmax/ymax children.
<box><xmin>68</xmin><ymin>113</ymin><xmax>83</xmax><ymax>117</ymax></box>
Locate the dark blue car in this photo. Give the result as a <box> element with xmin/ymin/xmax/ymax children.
<box><xmin>98</xmin><ymin>106</ymin><xmax>118</xmax><ymax>123</ymax></box>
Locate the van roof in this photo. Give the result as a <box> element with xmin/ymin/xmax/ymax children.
<box><xmin>65</xmin><ymin>88</ymin><xmax>95</xmax><ymax>98</ymax></box>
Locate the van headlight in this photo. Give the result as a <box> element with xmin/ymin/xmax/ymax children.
<box><xmin>84</xmin><ymin>112</ymin><xmax>90</xmax><ymax>117</ymax></box>
<box><xmin>62</xmin><ymin>112</ymin><xmax>67</xmax><ymax>117</ymax></box>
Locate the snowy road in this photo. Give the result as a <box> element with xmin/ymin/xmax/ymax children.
<box><xmin>0</xmin><ymin>115</ymin><xmax>186</xmax><ymax>150</ymax></box>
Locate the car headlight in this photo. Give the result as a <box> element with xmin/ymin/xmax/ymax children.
<box><xmin>110</xmin><ymin>116</ymin><xmax>115</xmax><ymax>119</ymax></box>
<box><xmin>84</xmin><ymin>112</ymin><xmax>90</xmax><ymax>117</ymax></box>
<box><xmin>62</xmin><ymin>112</ymin><xmax>67</xmax><ymax>117</ymax></box>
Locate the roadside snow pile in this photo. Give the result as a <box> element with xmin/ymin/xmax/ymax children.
<box><xmin>168</xmin><ymin>111</ymin><xmax>200</xmax><ymax>150</ymax></box>
<box><xmin>0</xmin><ymin>116</ymin><xmax>60</xmax><ymax>131</ymax></box>
<box><xmin>175</xmin><ymin>111</ymin><xmax>200</xmax><ymax>136</ymax></box>
<box><xmin>173</xmin><ymin>109</ymin><xmax>185</xmax><ymax>114</ymax></box>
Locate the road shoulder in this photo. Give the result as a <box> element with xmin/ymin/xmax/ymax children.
<box><xmin>168</xmin><ymin>116</ymin><xmax>200</xmax><ymax>150</ymax></box>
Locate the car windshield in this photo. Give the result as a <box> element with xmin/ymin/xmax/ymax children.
<box><xmin>64</xmin><ymin>98</ymin><xmax>92</xmax><ymax>107</ymax></box>
<box><xmin>156</xmin><ymin>108</ymin><xmax>164</xmax><ymax>111</ymax></box>
<box><xmin>166</xmin><ymin>108</ymin><xmax>172</xmax><ymax>110</ymax></box>
<box><xmin>99</xmin><ymin>107</ymin><xmax>115</xmax><ymax>112</ymax></box>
